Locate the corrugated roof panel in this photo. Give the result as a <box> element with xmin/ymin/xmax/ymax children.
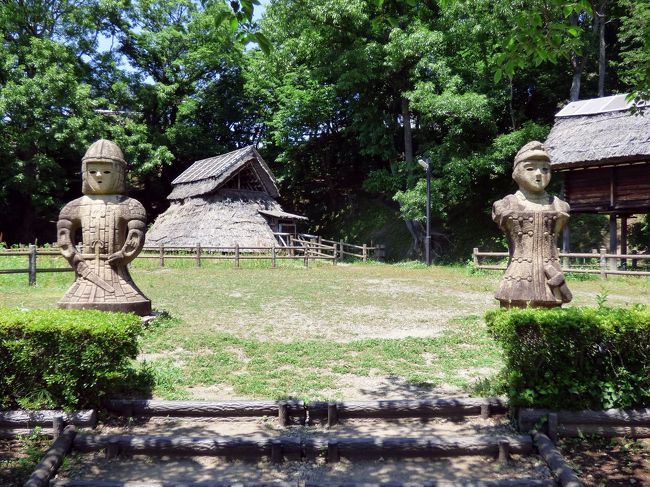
<box><xmin>556</xmin><ymin>94</ymin><xmax>633</xmax><ymax>118</ymax></box>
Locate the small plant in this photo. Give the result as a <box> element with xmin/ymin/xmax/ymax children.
<box><xmin>595</xmin><ymin>287</ymin><xmax>609</xmax><ymax>308</ymax></box>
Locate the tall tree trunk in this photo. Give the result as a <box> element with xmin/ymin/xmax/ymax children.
<box><xmin>569</xmin><ymin>13</ymin><xmax>586</xmax><ymax>102</ymax></box>
<box><xmin>402</xmin><ymin>97</ymin><xmax>413</xmax><ymax>164</ymax></box>
<box><xmin>400</xmin><ymin>96</ymin><xmax>424</xmax><ymax>258</ymax></box>
<box><xmin>597</xmin><ymin>0</ymin><xmax>607</xmax><ymax>97</ymax></box>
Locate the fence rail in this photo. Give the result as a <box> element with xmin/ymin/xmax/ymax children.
<box><xmin>1</xmin><ymin>236</ymin><xmax>385</xmax><ymax>286</ymax></box>
<box><xmin>473</xmin><ymin>247</ymin><xmax>650</xmax><ymax>277</ymax></box>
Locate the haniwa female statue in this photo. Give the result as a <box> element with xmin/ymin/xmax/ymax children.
<box><xmin>492</xmin><ymin>141</ymin><xmax>572</xmax><ymax>308</ymax></box>
<box><xmin>57</xmin><ymin>139</ymin><xmax>152</xmax><ymax>315</ymax></box>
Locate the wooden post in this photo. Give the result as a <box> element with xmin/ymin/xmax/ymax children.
<box><xmin>480</xmin><ymin>402</ymin><xmax>490</xmax><ymax>419</ymax></box>
<box><xmin>339</xmin><ymin>240</ymin><xmax>344</xmax><ymax>261</ymax></box>
<box><xmin>327</xmin><ymin>440</ymin><xmax>340</xmax><ymax>463</ymax></box>
<box><xmin>234</xmin><ymin>244</ymin><xmax>240</xmax><ymax>269</ymax></box>
<box><xmin>105</xmin><ymin>437</ymin><xmax>119</xmax><ymax>459</ymax></box>
<box><xmin>52</xmin><ymin>416</ymin><xmax>65</xmax><ymax>440</ymax></box>
<box><xmin>472</xmin><ymin>247</ymin><xmax>479</xmax><ymax>268</ymax></box>
<box><xmin>632</xmin><ymin>249</ymin><xmax>638</xmax><ymax>270</ymax></box>
<box><xmin>28</xmin><ymin>244</ymin><xmax>37</xmax><ymax>286</ymax></box>
<box><xmin>362</xmin><ymin>244</ymin><xmax>367</xmax><ymax>262</ymax></box>
<box><xmin>304</xmin><ymin>246</ymin><xmax>309</xmax><ymax>268</ymax></box>
<box><xmin>271</xmin><ymin>439</ymin><xmax>282</xmax><ymax>463</ymax></box>
<box><xmin>159</xmin><ymin>244</ymin><xmax>165</xmax><ymax>267</ymax></box>
<box><xmin>195</xmin><ymin>243</ymin><xmax>201</xmax><ymax>268</ymax></box>
<box><xmin>272</xmin><ymin>244</ymin><xmax>277</xmax><ymax>268</ymax></box>
<box><xmin>599</xmin><ymin>247</ymin><xmax>607</xmax><ymax>278</ymax></box>
<box><xmin>547</xmin><ymin>412</ymin><xmax>558</xmax><ymax>443</ymax></box>
<box><xmin>278</xmin><ymin>401</ymin><xmax>288</xmax><ymax>426</ymax></box>
<box><xmin>327</xmin><ymin>402</ymin><xmax>338</xmax><ymax>427</ymax></box>
<box><xmin>620</xmin><ymin>216</ymin><xmax>628</xmax><ymax>270</ymax></box>
<box><xmin>609</xmin><ymin>214</ymin><xmax>617</xmax><ymax>270</ymax></box>
<box><xmin>288</xmin><ymin>235</ymin><xmax>294</xmax><ymax>257</ymax></box>
<box><xmin>498</xmin><ymin>440</ymin><xmax>510</xmax><ymax>464</ymax></box>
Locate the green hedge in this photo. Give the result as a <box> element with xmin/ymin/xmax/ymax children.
<box><xmin>486</xmin><ymin>306</ymin><xmax>650</xmax><ymax>410</ymax></box>
<box><xmin>0</xmin><ymin>308</ymin><xmax>142</xmax><ymax>409</ymax></box>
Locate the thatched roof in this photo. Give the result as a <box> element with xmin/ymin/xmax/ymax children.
<box><xmin>168</xmin><ymin>146</ymin><xmax>279</xmax><ymax>200</ymax></box>
<box><xmin>545</xmin><ymin>94</ymin><xmax>650</xmax><ymax>170</ymax></box>
<box><xmin>145</xmin><ymin>190</ymin><xmax>286</xmax><ymax>248</ymax></box>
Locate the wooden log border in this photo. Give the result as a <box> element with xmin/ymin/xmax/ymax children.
<box><xmin>519</xmin><ymin>408</ymin><xmax>650</xmax><ymax>438</ymax></box>
<box><xmin>71</xmin><ymin>433</ymin><xmax>532</xmax><ymax>463</ymax></box>
<box><xmin>0</xmin><ymin>409</ymin><xmax>97</xmax><ymax>428</ymax></box>
<box><xmin>24</xmin><ymin>424</ymin><xmax>77</xmax><ymax>487</ymax></box>
<box><xmin>50</xmin><ymin>481</ymin><xmax>557</xmax><ymax>487</ymax></box>
<box><xmin>107</xmin><ymin>400</ymin><xmax>307</xmax><ymax>425</ymax></box>
<box><xmin>533</xmin><ymin>432</ymin><xmax>584</xmax><ymax>487</ymax></box>
<box><xmin>308</xmin><ymin>398</ymin><xmax>507</xmax><ymax>423</ymax></box>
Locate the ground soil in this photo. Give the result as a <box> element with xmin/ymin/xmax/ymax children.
<box><xmin>558</xmin><ymin>436</ymin><xmax>650</xmax><ymax>487</ymax></box>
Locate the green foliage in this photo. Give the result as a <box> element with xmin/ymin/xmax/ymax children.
<box><xmin>0</xmin><ymin>308</ymin><xmax>143</xmax><ymax>409</ymax></box>
<box><xmin>618</xmin><ymin>0</ymin><xmax>650</xmax><ymax>100</ymax></box>
<box><xmin>486</xmin><ymin>306</ymin><xmax>650</xmax><ymax>409</ymax></box>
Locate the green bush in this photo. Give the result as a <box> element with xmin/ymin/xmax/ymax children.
<box><xmin>0</xmin><ymin>308</ymin><xmax>143</xmax><ymax>409</ymax></box>
<box><xmin>486</xmin><ymin>306</ymin><xmax>650</xmax><ymax>410</ymax></box>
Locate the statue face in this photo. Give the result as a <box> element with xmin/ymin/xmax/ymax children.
<box><xmin>85</xmin><ymin>161</ymin><xmax>120</xmax><ymax>194</ymax></box>
<box><xmin>513</xmin><ymin>159</ymin><xmax>551</xmax><ymax>194</ymax></box>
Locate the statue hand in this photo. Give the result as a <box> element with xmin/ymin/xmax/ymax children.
<box><xmin>107</xmin><ymin>250</ymin><xmax>125</xmax><ymax>265</ymax></box>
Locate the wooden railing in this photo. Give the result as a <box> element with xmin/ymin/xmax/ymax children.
<box><xmin>1</xmin><ymin>236</ymin><xmax>385</xmax><ymax>286</ymax></box>
<box><xmin>473</xmin><ymin>247</ymin><xmax>650</xmax><ymax>277</ymax></box>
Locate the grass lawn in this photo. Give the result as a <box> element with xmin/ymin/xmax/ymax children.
<box><xmin>2</xmin><ymin>255</ymin><xmax>649</xmax><ymax>401</ymax></box>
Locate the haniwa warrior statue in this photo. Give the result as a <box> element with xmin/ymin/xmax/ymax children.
<box><xmin>492</xmin><ymin>141</ymin><xmax>572</xmax><ymax>308</ymax></box>
<box><xmin>57</xmin><ymin>139</ymin><xmax>151</xmax><ymax>315</ymax></box>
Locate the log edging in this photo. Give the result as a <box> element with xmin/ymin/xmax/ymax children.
<box><xmin>24</xmin><ymin>424</ymin><xmax>77</xmax><ymax>487</ymax></box>
<box><xmin>533</xmin><ymin>432</ymin><xmax>584</xmax><ymax>487</ymax></box>
<box><xmin>0</xmin><ymin>410</ymin><xmax>97</xmax><ymax>428</ymax></box>
<box><xmin>71</xmin><ymin>432</ymin><xmax>532</xmax><ymax>462</ymax></box>
<box><xmin>519</xmin><ymin>408</ymin><xmax>650</xmax><ymax>438</ymax></box>
<box><xmin>49</xmin><ymin>481</ymin><xmax>557</xmax><ymax>487</ymax></box>
<box><xmin>106</xmin><ymin>398</ymin><xmax>507</xmax><ymax>424</ymax></box>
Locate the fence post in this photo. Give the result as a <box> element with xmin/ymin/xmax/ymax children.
<box><xmin>304</xmin><ymin>246</ymin><xmax>309</xmax><ymax>268</ymax></box>
<box><xmin>599</xmin><ymin>247</ymin><xmax>607</xmax><ymax>279</ymax></box>
<box><xmin>362</xmin><ymin>244</ymin><xmax>367</xmax><ymax>263</ymax></box>
<box><xmin>632</xmin><ymin>249</ymin><xmax>638</xmax><ymax>270</ymax></box>
<box><xmin>28</xmin><ymin>244</ymin><xmax>37</xmax><ymax>286</ymax></box>
<box><xmin>235</xmin><ymin>244</ymin><xmax>240</xmax><ymax>269</ymax></box>
<box><xmin>159</xmin><ymin>243</ymin><xmax>165</xmax><ymax>267</ymax></box>
<box><xmin>272</xmin><ymin>244</ymin><xmax>277</xmax><ymax>269</ymax></box>
<box><xmin>472</xmin><ymin>247</ymin><xmax>479</xmax><ymax>268</ymax></box>
<box><xmin>289</xmin><ymin>235</ymin><xmax>294</xmax><ymax>257</ymax></box>
<box><xmin>195</xmin><ymin>243</ymin><xmax>202</xmax><ymax>267</ymax></box>
<box><xmin>339</xmin><ymin>240</ymin><xmax>344</xmax><ymax>261</ymax></box>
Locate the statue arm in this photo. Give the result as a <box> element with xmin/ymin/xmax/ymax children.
<box><xmin>57</xmin><ymin>215</ymin><xmax>91</xmax><ymax>275</ymax></box>
<box><xmin>108</xmin><ymin>201</ymin><xmax>146</xmax><ymax>265</ymax></box>
<box><xmin>492</xmin><ymin>198</ymin><xmax>514</xmax><ymax>230</ymax></box>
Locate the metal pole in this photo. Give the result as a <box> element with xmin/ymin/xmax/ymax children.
<box><xmin>425</xmin><ymin>161</ymin><xmax>432</xmax><ymax>266</ymax></box>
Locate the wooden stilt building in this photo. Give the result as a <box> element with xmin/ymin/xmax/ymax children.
<box><xmin>545</xmin><ymin>94</ymin><xmax>650</xmax><ymax>262</ymax></box>
<box><xmin>145</xmin><ymin>146</ymin><xmax>307</xmax><ymax>248</ymax></box>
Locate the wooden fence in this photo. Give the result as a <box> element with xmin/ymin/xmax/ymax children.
<box><xmin>473</xmin><ymin>247</ymin><xmax>650</xmax><ymax>277</ymax></box>
<box><xmin>0</xmin><ymin>237</ymin><xmax>385</xmax><ymax>286</ymax></box>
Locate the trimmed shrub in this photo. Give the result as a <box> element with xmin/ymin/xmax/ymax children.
<box><xmin>0</xmin><ymin>308</ymin><xmax>142</xmax><ymax>409</ymax></box>
<box><xmin>486</xmin><ymin>306</ymin><xmax>650</xmax><ymax>410</ymax></box>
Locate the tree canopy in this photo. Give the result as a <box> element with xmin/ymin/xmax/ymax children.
<box><xmin>0</xmin><ymin>0</ymin><xmax>647</xmax><ymax>258</ymax></box>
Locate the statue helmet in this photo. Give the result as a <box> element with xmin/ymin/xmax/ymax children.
<box><xmin>81</xmin><ymin>139</ymin><xmax>127</xmax><ymax>195</ymax></box>
<box><xmin>513</xmin><ymin>141</ymin><xmax>550</xmax><ymax>170</ymax></box>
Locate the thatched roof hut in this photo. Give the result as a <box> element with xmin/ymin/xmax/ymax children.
<box><xmin>545</xmin><ymin>94</ymin><xmax>650</xmax><ymax>214</ymax></box>
<box><xmin>145</xmin><ymin>146</ymin><xmax>307</xmax><ymax>248</ymax></box>
<box><xmin>544</xmin><ymin>94</ymin><xmax>650</xmax><ymax>255</ymax></box>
